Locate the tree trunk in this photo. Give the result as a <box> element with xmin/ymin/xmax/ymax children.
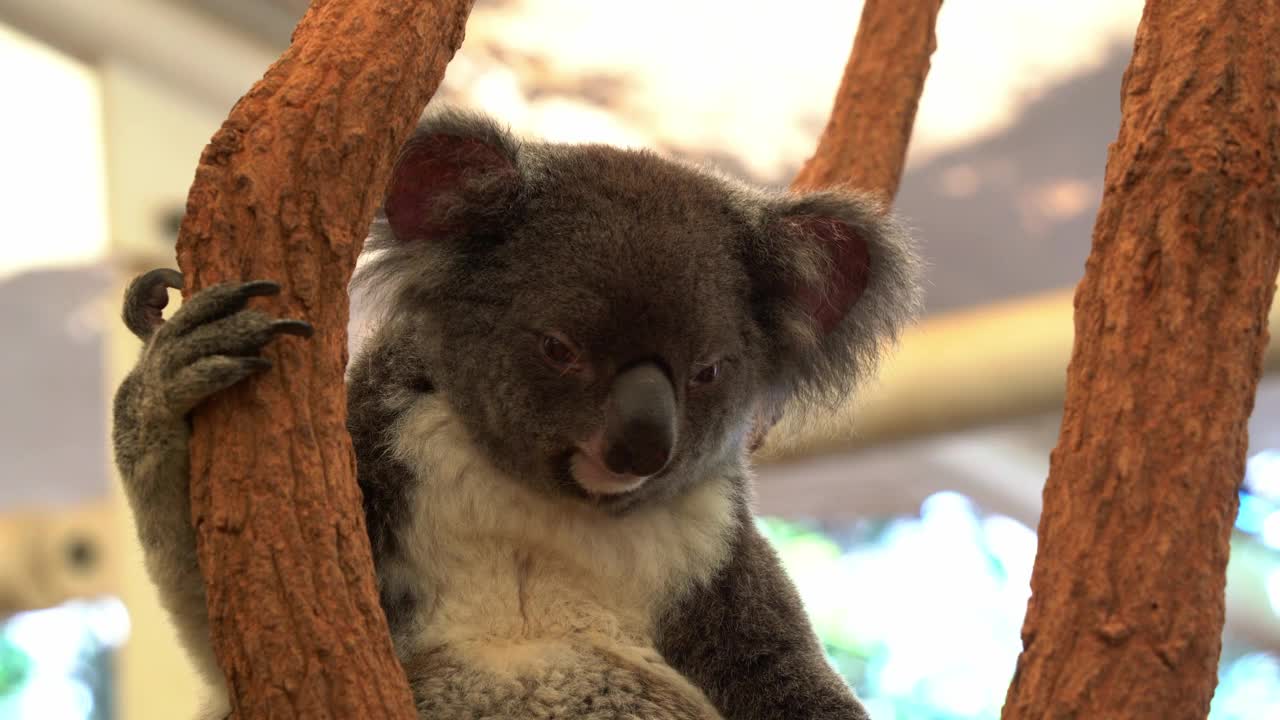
<box><xmin>790</xmin><ymin>0</ymin><xmax>943</xmax><ymax>198</ymax></box>
<box><xmin>1002</xmin><ymin>2</ymin><xmax>1280</xmax><ymax>718</ymax></box>
<box><xmin>751</xmin><ymin>0</ymin><xmax>942</xmax><ymax>452</ymax></box>
<box><xmin>172</xmin><ymin>1</ymin><xmax>476</xmax><ymax>717</ymax></box>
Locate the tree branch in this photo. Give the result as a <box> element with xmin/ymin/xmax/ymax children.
<box><xmin>173</xmin><ymin>1</ymin><xmax>476</xmax><ymax>716</ymax></box>
<box><xmin>1002</xmin><ymin>1</ymin><xmax>1280</xmax><ymax>717</ymax></box>
<box><xmin>790</xmin><ymin>0</ymin><xmax>943</xmax><ymax>197</ymax></box>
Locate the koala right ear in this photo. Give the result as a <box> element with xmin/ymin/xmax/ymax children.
<box><xmin>382</xmin><ymin>108</ymin><xmax>523</xmax><ymax>243</ymax></box>
<box><xmin>746</xmin><ymin>189</ymin><xmax>922</xmax><ymax>411</ymax></box>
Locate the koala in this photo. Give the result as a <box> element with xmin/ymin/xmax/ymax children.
<box><xmin>112</xmin><ymin>107</ymin><xmax>920</xmax><ymax>719</ymax></box>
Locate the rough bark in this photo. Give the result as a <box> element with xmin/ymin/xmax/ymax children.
<box><xmin>750</xmin><ymin>0</ymin><xmax>942</xmax><ymax>452</ymax></box>
<box><xmin>172</xmin><ymin>1</ymin><xmax>476</xmax><ymax>717</ymax></box>
<box><xmin>1002</xmin><ymin>2</ymin><xmax>1280</xmax><ymax>718</ymax></box>
<box><xmin>790</xmin><ymin>0</ymin><xmax>943</xmax><ymax>197</ymax></box>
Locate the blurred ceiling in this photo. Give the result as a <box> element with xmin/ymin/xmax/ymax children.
<box><xmin>175</xmin><ymin>0</ymin><xmax>1141</xmax><ymax>315</ymax></box>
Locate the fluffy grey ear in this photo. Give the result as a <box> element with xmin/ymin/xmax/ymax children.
<box><xmin>379</xmin><ymin>106</ymin><xmax>524</xmax><ymax>244</ymax></box>
<box><xmin>750</xmin><ymin>189</ymin><xmax>922</xmax><ymax>409</ymax></box>
<box><xmin>356</xmin><ymin>107</ymin><xmax>525</xmax><ymax>311</ymax></box>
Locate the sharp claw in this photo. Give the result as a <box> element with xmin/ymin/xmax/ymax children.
<box><xmin>243</xmin><ymin>357</ymin><xmax>274</xmax><ymax>372</ymax></box>
<box><xmin>271</xmin><ymin>319</ymin><xmax>314</xmax><ymax>338</ymax></box>
<box><xmin>239</xmin><ymin>281</ymin><xmax>282</xmax><ymax>297</ymax></box>
<box><xmin>124</xmin><ymin>268</ymin><xmax>185</xmax><ymax>340</ymax></box>
<box><xmin>147</xmin><ymin>268</ymin><xmax>185</xmax><ymax>292</ymax></box>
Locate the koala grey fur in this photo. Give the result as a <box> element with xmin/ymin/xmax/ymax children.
<box><xmin>112</xmin><ymin>107</ymin><xmax>921</xmax><ymax>719</ymax></box>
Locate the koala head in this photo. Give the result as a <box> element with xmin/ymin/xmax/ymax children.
<box><xmin>355</xmin><ymin>107</ymin><xmax>920</xmax><ymax>513</ymax></box>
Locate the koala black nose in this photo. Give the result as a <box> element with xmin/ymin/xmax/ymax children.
<box><xmin>603</xmin><ymin>363</ymin><xmax>678</xmax><ymax>477</ymax></box>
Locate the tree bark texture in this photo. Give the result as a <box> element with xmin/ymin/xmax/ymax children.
<box><xmin>790</xmin><ymin>0</ymin><xmax>943</xmax><ymax>198</ymax></box>
<box><xmin>173</xmin><ymin>1</ymin><xmax>476</xmax><ymax>717</ymax></box>
<box><xmin>1003</xmin><ymin>2</ymin><xmax>1280</xmax><ymax>718</ymax></box>
<box><xmin>751</xmin><ymin>0</ymin><xmax>942</xmax><ymax>453</ymax></box>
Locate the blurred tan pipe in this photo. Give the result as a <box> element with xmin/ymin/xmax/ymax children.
<box><xmin>0</xmin><ymin>502</ymin><xmax>117</xmax><ymax>619</ymax></box>
<box><xmin>759</xmin><ymin>287</ymin><xmax>1280</xmax><ymax>463</ymax></box>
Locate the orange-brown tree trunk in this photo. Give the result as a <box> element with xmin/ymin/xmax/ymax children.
<box><xmin>1002</xmin><ymin>2</ymin><xmax>1280</xmax><ymax>718</ymax></box>
<box><xmin>172</xmin><ymin>1</ymin><xmax>476</xmax><ymax>717</ymax></box>
<box><xmin>791</xmin><ymin>0</ymin><xmax>943</xmax><ymax>198</ymax></box>
<box><xmin>752</xmin><ymin>0</ymin><xmax>942</xmax><ymax>451</ymax></box>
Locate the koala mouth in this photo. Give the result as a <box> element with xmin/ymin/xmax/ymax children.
<box><xmin>569</xmin><ymin>448</ymin><xmax>650</xmax><ymax>497</ymax></box>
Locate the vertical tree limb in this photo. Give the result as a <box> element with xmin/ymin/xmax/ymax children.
<box><xmin>173</xmin><ymin>1</ymin><xmax>476</xmax><ymax>717</ymax></box>
<box><xmin>790</xmin><ymin>0</ymin><xmax>943</xmax><ymax>197</ymax></box>
<box><xmin>752</xmin><ymin>0</ymin><xmax>942</xmax><ymax>452</ymax></box>
<box><xmin>1002</xmin><ymin>2</ymin><xmax>1280</xmax><ymax>717</ymax></box>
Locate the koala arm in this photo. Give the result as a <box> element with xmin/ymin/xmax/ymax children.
<box><xmin>656</xmin><ymin>505</ymin><xmax>870</xmax><ymax>720</ymax></box>
<box><xmin>113</xmin><ymin>366</ymin><xmax>224</xmax><ymax>688</ymax></box>
<box><xmin>111</xmin><ymin>269</ymin><xmax>311</xmax><ymax>691</ymax></box>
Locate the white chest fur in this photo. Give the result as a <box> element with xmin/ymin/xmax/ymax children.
<box><xmin>388</xmin><ymin>396</ymin><xmax>738</xmax><ymax>653</ymax></box>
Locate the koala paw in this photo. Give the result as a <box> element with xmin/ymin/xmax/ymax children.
<box><xmin>125</xmin><ymin>269</ymin><xmax>313</xmax><ymax>421</ymax></box>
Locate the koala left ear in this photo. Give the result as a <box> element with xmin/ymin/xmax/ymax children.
<box><xmin>750</xmin><ymin>189</ymin><xmax>921</xmax><ymax>406</ymax></box>
<box><xmin>382</xmin><ymin>108</ymin><xmax>523</xmax><ymax>244</ymax></box>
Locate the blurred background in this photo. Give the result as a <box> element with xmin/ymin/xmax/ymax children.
<box><xmin>1</xmin><ymin>1</ymin><xmax>1278</xmax><ymax>718</ymax></box>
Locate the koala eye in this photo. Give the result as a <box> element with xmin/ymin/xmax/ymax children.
<box><xmin>539</xmin><ymin>333</ymin><xmax>581</xmax><ymax>372</ymax></box>
<box><xmin>690</xmin><ymin>362</ymin><xmax>720</xmax><ymax>387</ymax></box>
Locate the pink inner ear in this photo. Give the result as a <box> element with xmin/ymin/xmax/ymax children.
<box><xmin>788</xmin><ymin>216</ymin><xmax>871</xmax><ymax>335</ymax></box>
<box><xmin>383</xmin><ymin>134</ymin><xmax>513</xmax><ymax>241</ymax></box>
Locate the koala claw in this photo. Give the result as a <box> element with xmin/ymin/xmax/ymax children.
<box><xmin>272</xmin><ymin>319</ymin><xmax>315</xmax><ymax>338</ymax></box>
<box><xmin>236</xmin><ymin>280</ymin><xmax>283</xmax><ymax>298</ymax></box>
<box><xmin>123</xmin><ymin>268</ymin><xmax>184</xmax><ymax>340</ymax></box>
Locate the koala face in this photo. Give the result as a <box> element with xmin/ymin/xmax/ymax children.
<box><xmin>356</xmin><ymin>109</ymin><xmax>920</xmax><ymax>513</ymax></box>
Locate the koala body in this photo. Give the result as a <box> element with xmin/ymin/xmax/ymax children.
<box><xmin>113</xmin><ymin>108</ymin><xmax>920</xmax><ymax>719</ymax></box>
<box><xmin>379</xmin><ymin>393</ymin><xmax>731</xmax><ymax>718</ymax></box>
